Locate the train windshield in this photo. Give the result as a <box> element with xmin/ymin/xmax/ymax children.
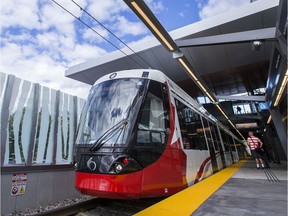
<box><xmin>76</xmin><ymin>78</ymin><xmax>147</xmax><ymax>147</ymax></box>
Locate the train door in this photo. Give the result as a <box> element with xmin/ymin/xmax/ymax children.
<box><xmin>174</xmin><ymin>98</ymin><xmax>210</xmax><ymax>185</ymax></box>
<box><xmin>216</xmin><ymin>124</ymin><xmax>227</xmax><ymax>169</ymax></box>
<box><xmin>136</xmin><ymin>80</ymin><xmax>185</xmax><ymax>197</ymax></box>
<box><xmin>231</xmin><ymin>137</ymin><xmax>240</xmax><ymax>162</ymax></box>
<box><xmin>221</xmin><ymin>130</ymin><xmax>234</xmax><ymax>165</ymax></box>
<box><xmin>210</xmin><ymin>123</ymin><xmax>226</xmax><ymax>170</ymax></box>
<box><xmin>201</xmin><ymin>118</ymin><xmax>218</xmax><ymax>173</ymax></box>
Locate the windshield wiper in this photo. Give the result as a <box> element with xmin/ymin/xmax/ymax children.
<box><xmin>89</xmin><ymin>87</ymin><xmax>146</xmax><ymax>152</ymax></box>
<box><xmin>89</xmin><ymin>119</ymin><xmax>128</xmax><ymax>151</ymax></box>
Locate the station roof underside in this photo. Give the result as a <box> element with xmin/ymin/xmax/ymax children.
<box><xmin>66</xmin><ymin>0</ymin><xmax>279</xmax><ymax>99</ymax></box>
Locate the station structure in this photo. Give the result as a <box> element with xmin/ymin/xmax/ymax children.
<box><xmin>1</xmin><ymin>0</ymin><xmax>287</xmax><ymax>215</ymax></box>
<box><xmin>67</xmin><ymin>0</ymin><xmax>287</xmax><ymax>159</ymax></box>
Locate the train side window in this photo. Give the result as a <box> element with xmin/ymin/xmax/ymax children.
<box><xmin>220</xmin><ymin>130</ymin><xmax>229</xmax><ymax>152</ymax></box>
<box><xmin>202</xmin><ymin>119</ymin><xmax>215</xmax><ymax>151</ymax></box>
<box><xmin>175</xmin><ymin>99</ymin><xmax>207</xmax><ymax>150</ymax></box>
<box><xmin>210</xmin><ymin>124</ymin><xmax>220</xmax><ymax>151</ymax></box>
<box><xmin>136</xmin><ymin>81</ymin><xmax>169</xmax><ymax>147</ymax></box>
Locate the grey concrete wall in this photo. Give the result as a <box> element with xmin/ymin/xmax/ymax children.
<box><xmin>1</xmin><ymin>170</ymin><xmax>80</xmax><ymax>215</ymax></box>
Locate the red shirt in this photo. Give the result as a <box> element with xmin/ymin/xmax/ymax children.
<box><xmin>247</xmin><ymin>136</ymin><xmax>260</xmax><ymax>150</ymax></box>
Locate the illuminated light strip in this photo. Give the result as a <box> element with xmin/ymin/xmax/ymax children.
<box><xmin>217</xmin><ymin>105</ymin><xmax>244</xmax><ymax>139</ymax></box>
<box><xmin>238</xmin><ymin>131</ymin><xmax>245</xmax><ymax>140</ymax></box>
<box><xmin>197</xmin><ymin>80</ymin><xmax>206</xmax><ymax>92</ymax></box>
<box><xmin>178</xmin><ymin>58</ymin><xmax>198</xmax><ymax>81</ymax></box>
<box><xmin>267</xmin><ymin>115</ymin><xmax>272</xmax><ymax>124</ymax></box>
<box><xmin>216</xmin><ymin>105</ymin><xmax>245</xmax><ymax>140</ymax></box>
<box><xmin>216</xmin><ymin>105</ymin><xmax>229</xmax><ymax>119</ymax></box>
<box><xmin>274</xmin><ymin>69</ymin><xmax>288</xmax><ymax>106</ymax></box>
<box><xmin>196</xmin><ymin>80</ymin><xmax>216</xmax><ymax>102</ymax></box>
<box><xmin>205</xmin><ymin>91</ymin><xmax>216</xmax><ymax>103</ymax></box>
<box><xmin>232</xmin><ymin>124</ymin><xmax>245</xmax><ymax>139</ymax></box>
<box><xmin>228</xmin><ymin>121</ymin><xmax>236</xmax><ymax>129</ymax></box>
<box><xmin>196</xmin><ymin>81</ymin><xmax>216</xmax><ymax>102</ymax></box>
<box><xmin>131</xmin><ymin>1</ymin><xmax>174</xmax><ymax>51</ymax></box>
<box><xmin>228</xmin><ymin>120</ymin><xmax>245</xmax><ymax>140</ymax></box>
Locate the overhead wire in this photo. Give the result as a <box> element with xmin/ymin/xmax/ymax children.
<box><xmin>71</xmin><ymin>0</ymin><xmax>152</xmax><ymax>69</ymax></box>
<box><xmin>52</xmin><ymin>0</ymin><xmax>151</xmax><ymax>69</ymax></box>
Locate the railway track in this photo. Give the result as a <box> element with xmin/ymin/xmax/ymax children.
<box><xmin>39</xmin><ymin>197</ymin><xmax>165</xmax><ymax>216</ymax></box>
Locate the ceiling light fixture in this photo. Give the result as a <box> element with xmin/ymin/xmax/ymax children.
<box><xmin>267</xmin><ymin>115</ymin><xmax>272</xmax><ymax>124</ymax></box>
<box><xmin>130</xmin><ymin>1</ymin><xmax>175</xmax><ymax>51</ymax></box>
<box><xmin>274</xmin><ymin>69</ymin><xmax>288</xmax><ymax>107</ymax></box>
<box><xmin>216</xmin><ymin>105</ymin><xmax>229</xmax><ymax>119</ymax></box>
<box><xmin>251</xmin><ymin>40</ymin><xmax>262</xmax><ymax>51</ymax></box>
<box><xmin>177</xmin><ymin>58</ymin><xmax>199</xmax><ymax>81</ymax></box>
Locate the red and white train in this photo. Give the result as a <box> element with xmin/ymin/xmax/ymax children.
<box><xmin>74</xmin><ymin>69</ymin><xmax>242</xmax><ymax>199</ymax></box>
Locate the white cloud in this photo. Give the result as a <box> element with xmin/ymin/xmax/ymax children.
<box><xmin>87</xmin><ymin>0</ymin><xmax>128</xmax><ymax>22</ymax></box>
<box><xmin>82</xmin><ymin>26</ymin><xmax>110</xmax><ymax>43</ymax></box>
<box><xmin>0</xmin><ymin>40</ymin><xmax>91</xmax><ymax>98</ymax></box>
<box><xmin>0</xmin><ymin>0</ymin><xmax>41</xmax><ymax>30</ymax></box>
<box><xmin>125</xmin><ymin>35</ymin><xmax>154</xmax><ymax>49</ymax></box>
<box><xmin>178</xmin><ymin>12</ymin><xmax>185</xmax><ymax>18</ymax></box>
<box><xmin>144</xmin><ymin>0</ymin><xmax>165</xmax><ymax>14</ymax></box>
<box><xmin>0</xmin><ymin>0</ymin><xmax>113</xmax><ymax>98</ymax></box>
<box><xmin>0</xmin><ymin>0</ymin><xmax>169</xmax><ymax>99</ymax></box>
<box><xmin>197</xmin><ymin>0</ymin><xmax>250</xmax><ymax>20</ymax></box>
<box><xmin>64</xmin><ymin>43</ymin><xmax>107</xmax><ymax>64</ymax></box>
<box><xmin>1</xmin><ymin>30</ymin><xmax>35</xmax><ymax>43</ymax></box>
<box><xmin>40</xmin><ymin>1</ymin><xmax>78</xmax><ymax>37</ymax></box>
<box><xmin>113</xmin><ymin>16</ymin><xmax>148</xmax><ymax>37</ymax></box>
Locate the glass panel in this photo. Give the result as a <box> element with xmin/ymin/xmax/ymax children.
<box><xmin>10</xmin><ymin>79</ymin><xmax>33</xmax><ymax>164</ymax></box>
<box><xmin>34</xmin><ymin>86</ymin><xmax>50</xmax><ymax>163</ymax></box>
<box><xmin>2</xmin><ymin>74</ymin><xmax>85</xmax><ymax>166</ymax></box>
<box><xmin>56</xmin><ymin>92</ymin><xmax>78</xmax><ymax>164</ymax></box>
<box><xmin>76</xmin><ymin>78</ymin><xmax>147</xmax><ymax>147</ymax></box>
<box><xmin>202</xmin><ymin>119</ymin><xmax>214</xmax><ymax>151</ymax></box>
<box><xmin>233</xmin><ymin>103</ymin><xmax>256</xmax><ymax>114</ymax></box>
<box><xmin>21</xmin><ymin>82</ymin><xmax>35</xmax><ymax>164</ymax></box>
<box><xmin>44</xmin><ymin>89</ymin><xmax>57</xmax><ymax>164</ymax></box>
<box><xmin>56</xmin><ymin>92</ymin><xmax>63</xmax><ymax>163</ymax></box>
<box><xmin>136</xmin><ymin>81</ymin><xmax>169</xmax><ymax>146</ymax></box>
<box><xmin>61</xmin><ymin>93</ymin><xmax>69</xmax><ymax>161</ymax></box>
<box><xmin>210</xmin><ymin>123</ymin><xmax>220</xmax><ymax>151</ymax></box>
<box><xmin>132</xmin><ymin>81</ymin><xmax>169</xmax><ymax>167</ymax></box>
<box><xmin>68</xmin><ymin>95</ymin><xmax>76</xmax><ymax>163</ymax></box>
<box><xmin>175</xmin><ymin>99</ymin><xmax>207</xmax><ymax>150</ymax></box>
<box><xmin>0</xmin><ymin>73</ymin><xmax>8</xmax><ymax>114</ymax></box>
<box><xmin>8</xmin><ymin>77</ymin><xmax>22</xmax><ymax>164</ymax></box>
<box><xmin>220</xmin><ymin>130</ymin><xmax>229</xmax><ymax>152</ymax></box>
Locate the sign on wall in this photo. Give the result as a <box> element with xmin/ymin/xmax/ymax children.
<box><xmin>11</xmin><ymin>173</ymin><xmax>27</xmax><ymax>196</ymax></box>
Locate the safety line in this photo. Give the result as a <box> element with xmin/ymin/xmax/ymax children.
<box><xmin>134</xmin><ymin>160</ymin><xmax>247</xmax><ymax>216</ymax></box>
<box><xmin>263</xmin><ymin>168</ymin><xmax>285</xmax><ymax>185</ymax></box>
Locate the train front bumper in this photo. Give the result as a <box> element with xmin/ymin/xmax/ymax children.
<box><xmin>75</xmin><ymin>171</ymin><xmax>143</xmax><ymax>199</ymax></box>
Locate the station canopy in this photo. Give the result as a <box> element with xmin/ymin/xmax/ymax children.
<box><xmin>66</xmin><ymin>0</ymin><xmax>279</xmax><ymax>100</ymax></box>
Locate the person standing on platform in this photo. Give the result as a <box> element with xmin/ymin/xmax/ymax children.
<box><xmin>247</xmin><ymin>131</ymin><xmax>265</xmax><ymax>169</ymax></box>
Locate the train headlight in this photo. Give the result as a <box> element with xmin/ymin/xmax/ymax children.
<box><xmin>115</xmin><ymin>164</ymin><xmax>123</xmax><ymax>173</ymax></box>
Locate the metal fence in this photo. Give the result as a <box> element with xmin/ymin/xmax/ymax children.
<box><xmin>0</xmin><ymin>72</ymin><xmax>86</xmax><ymax>166</ymax></box>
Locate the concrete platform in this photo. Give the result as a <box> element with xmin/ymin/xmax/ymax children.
<box><xmin>135</xmin><ymin>159</ymin><xmax>287</xmax><ymax>216</ymax></box>
<box><xmin>193</xmin><ymin>160</ymin><xmax>287</xmax><ymax>216</ymax></box>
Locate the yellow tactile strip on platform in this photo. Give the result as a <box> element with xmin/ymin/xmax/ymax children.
<box><xmin>135</xmin><ymin>160</ymin><xmax>247</xmax><ymax>216</ymax></box>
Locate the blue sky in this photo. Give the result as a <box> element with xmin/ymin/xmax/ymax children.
<box><xmin>1</xmin><ymin>0</ymin><xmax>250</xmax><ymax>98</ymax></box>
